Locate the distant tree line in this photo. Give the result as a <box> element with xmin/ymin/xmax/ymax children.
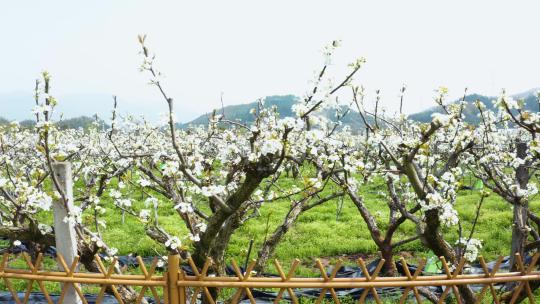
<box><xmin>0</xmin><ymin>115</ymin><xmax>108</xmax><ymax>130</ymax></box>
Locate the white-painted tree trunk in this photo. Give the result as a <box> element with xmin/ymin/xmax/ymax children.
<box><xmin>52</xmin><ymin>162</ymin><xmax>82</xmax><ymax>304</ymax></box>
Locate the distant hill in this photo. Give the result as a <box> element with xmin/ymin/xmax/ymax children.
<box><xmin>3</xmin><ymin>89</ymin><xmax>538</xmax><ymax>130</ymax></box>
<box><xmin>180</xmin><ymin>95</ymin><xmax>372</xmax><ymax>130</ymax></box>
<box><xmin>181</xmin><ymin>91</ymin><xmax>540</xmax><ymax>130</ymax></box>
<box><xmin>182</xmin><ymin>95</ymin><xmax>297</xmax><ymax>127</ymax></box>
<box><xmin>408</xmin><ymin>93</ymin><xmax>493</xmax><ymax>124</ymax></box>
<box><xmin>409</xmin><ymin>90</ymin><xmax>540</xmax><ymax>124</ymax></box>
<box><xmin>0</xmin><ymin>116</ymin><xmax>107</xmax><ymax>130</ymax></box>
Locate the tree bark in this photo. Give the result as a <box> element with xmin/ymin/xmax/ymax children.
<box><xmin>254</xmin><ymin>200</ymin><xmax>305</xmax><ymax>273</ymax></box>
<box><xmin>379</xmin><ymin>243</ymin><xmax>397</xmax><ymax>276</ymax></box>
<box><xmin>509</xmin><ymin>141</ymin><xmax>530</xmax><ymax>271</ymax></box>
<box><xmin>402</xmin><ymin>162</ymin><xmax>477</xmax><ymax>303</ymax></box>
<box><xmin>78</xmin><ymin>239</ymin><xmax>142</xmax><ymax>303</ymax></box>
<box><xmin>194</xmin><ymin>170</ymin><xmax>264</xmax><ymax>268</ymax></box>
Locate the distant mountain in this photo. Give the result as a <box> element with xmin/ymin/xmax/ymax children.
<box><xmin>3</xmin><ymin>89</ymin><xmax>538</xmax><ymax>130</ymax></box>
<box><xmin>0</xmin><ymin>115</ymin><xmax>107</xmax><ymax>130</ymax></box>
<box><xmin>512</xmin><ymin>88</ymin><xmax>540</xmax><ymax>100</ymax></box>
<box><xmin>408</xmin><ymin>93</ymin><xmax>493</xmax><ymax>124</ymax></box>
<box><xmin>180</xmin><ymin>95</ymin><xmax>374</xmax><ymax>130</ymax></box>
<box><xmin>182</xmin><ymin>95</ymin><xmax>297</xmax><ymax>127</ymax></box>
<box><xmin>181</xmin><ymin>91</ymin><xmax>540</xmax><ymax>130</ymax></box>
<box><xmin>409</xmin><ymin>90</ymin><xmax>540</xmax><ymax>124</ymax></box>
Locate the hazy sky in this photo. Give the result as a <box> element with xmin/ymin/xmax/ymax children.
<box><xmin>2</xmin><ymin>1</ymin><xmax>540</xmax><ymax>122</ymax></box>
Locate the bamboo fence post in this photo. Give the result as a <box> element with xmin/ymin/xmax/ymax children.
<box><xmin>52</xmin><ymin>162</ymin><xmax>82</xmax><ymax>304</ymax></box>
<box><xmin>179</xmin><ymin>257</ymin><xmax>186</xmax><ymax>304</ymax></box>
<box><xmin>168</xmin><ymin>254</ymin><xmax>181</xmax><ymax>303</ymax></box>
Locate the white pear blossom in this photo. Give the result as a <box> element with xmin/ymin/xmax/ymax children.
<box><xmin>188</xmin><ymin>233</ymin><xmax>200</xmax><ymax>242</ymax></box>
<box><xmin>260</xmin><ymin>138</ymin><xmax>283</xmax><ymax>156</ymax></box>
<box><xmin>174</xmin><ymin>202</ymin><xmax>193</xmax><ymax>214</ymax></box>
<box><xmin>165</xmin><ymin>236</ymin><xmax>181</xmax><ymax>250</ymax></box>
<box><xmin>456</xmin><ymin>238</ymin><xmax>482</xmax><ymax>262</ymax></box>
<box><xmin>139</xmin><ymin>209</ymin><xmax>151</xmax><ymax>222</ymax></box>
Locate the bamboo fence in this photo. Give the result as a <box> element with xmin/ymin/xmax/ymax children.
<box><xmin>0</xmin><ymin>252</ymin><xmax>539</xmax><ymax>303</ymax></box>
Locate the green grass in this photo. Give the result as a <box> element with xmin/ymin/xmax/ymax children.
<box><xmin>3</xmin><ymin>174</ymin><xmax>540</xmax><ymax>300</ymax></box>
<box><xmin>32</xmin><ymin>175</ymin><xmax>538</xmax><ymax>267</ymax></box>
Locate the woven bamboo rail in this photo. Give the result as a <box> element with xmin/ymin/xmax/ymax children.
<box><xmin>0</xmin><ymin>252</ymin><xmax>539</xmax><ymax>303</ymax></box>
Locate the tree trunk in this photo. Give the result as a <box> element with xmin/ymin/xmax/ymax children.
<box><xmin>192</xmin><ymin>204</ymin><xmax>251</xmax><ymax>303</ymax></box>
<box><xmin>254</xmin><ymin>200</ymin><xmax>305</xmax><ymax>273</ymax></box>
<box><xmin>78</xmin><ymin>243</ymin><xmax>141</xmax><ymax>303</ymax></box>
<box><xmin>195</xmin><ymin>170</ymin><xmax>264</xmax><ymax>266</ymax></box>
<box><xmin>380</xmin><ymin>243</ymin><xmax>397</xmax><ymax>276</ymax></box>
<box><xmin>510</xmin><ymin>201</ymin><xmax>529</xmax><ymax>270</ymax></box>
<box><xmin>402</xmin><ymin>162</ymin><xmax>476</xmax><ymax>303</ymax></box>
<box><xmin>422</xmin><ymin>209</ymin><xmax>476</xmax><ymax>304</ymax></box>
<box><xmin>348</xmin><ymin>191</ymin><xmax>402</xmax><ymax>276</ymax></box>
<box><xmin>510</xmin><ymin>141</ymin><xmax>530</xmax><ymax>271</ymax></box>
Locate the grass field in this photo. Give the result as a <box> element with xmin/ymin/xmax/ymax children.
<box><xmin>3</xmin><ymin>173</ymin><xmax>534</xmax><ymax>270</ymax></box>
<box><xmin>86</xmin><ymin>175</ymin><xmax>539</xmax><ymax>273</ymax></box>
<box><xmin>1</xmin><ymin>175</ymin><xmax>540</xmax><ymax>301</ymax></box>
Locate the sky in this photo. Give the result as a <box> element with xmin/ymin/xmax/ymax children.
<box><xmin>1</xmin><ymin>1</ymin><xmax>540</xmax><ymax>122</ymax></box>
